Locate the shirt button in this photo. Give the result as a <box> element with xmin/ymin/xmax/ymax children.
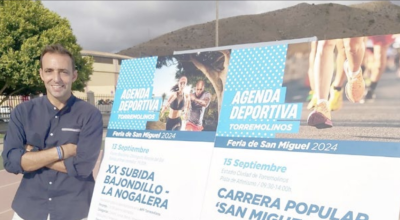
<box><xmin>50</xmin><ymin>133</ymin><xmax>53</xmax><ymax>136</ymax></box>
<box><xmin>49</xmin><ymin>182</ymin><xmax>52</xmax><ymax>185</ymax></box>
<box><xmin>53</xmin><ymin>107</ymin><xmax>56</xmax><ymax>110</ymax></box>
<box><xmin>55</xmin><ymin>116</ymin><xmax>58</xmax><ymax>118</ymax></box>
<box><xmin>49</xmin><ymin>198</ymin><xmax>52</xmax><ymax>201</ymax></box>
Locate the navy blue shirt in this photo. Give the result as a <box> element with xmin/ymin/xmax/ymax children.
<box><xmin>2</xmin><ymin>95</ymin><xmax>103</xmax><ymax>220</ymax></box>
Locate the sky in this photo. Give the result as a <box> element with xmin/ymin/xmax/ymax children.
<box><xmin>41</xmin><ymin>1</ymin><xmax>394</xmax><ymax>54</ymax></box>
<box><xmin>152</xmin><ymin>58</ymin><xmax>181</xmax><ymax>98</ymax></box>
<box><xmin>152</xmin><ymin>58</ymin><xmax>195</xmax><ymax>101</ymax></box>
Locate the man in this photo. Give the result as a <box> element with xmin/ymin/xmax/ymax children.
<box><xmin>185</xmin><ymin>80</ymin><xmax>211</xmax><ymax>131</ymax></box>
<box><xmin>2</xmin><ymin>44</ymin><xmax>103</xmax><ymax>220</ymax></box>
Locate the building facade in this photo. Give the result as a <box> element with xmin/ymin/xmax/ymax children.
<box><xmin>73</xmin><ymin>50</ymin><xmax>133</xmax><ymax>97</ymax></box>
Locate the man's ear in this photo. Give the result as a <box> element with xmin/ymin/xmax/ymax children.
<box><xmin>39</xmin><ymin>68</ymin><xmax>44</xmax><ymax>81</ymax></box>
<box><xmin>72</xmin><ymin>70</ymin><xmax>78</xmax><ymax>82</ymax></box>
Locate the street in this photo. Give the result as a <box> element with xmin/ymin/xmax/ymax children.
<box><xmin>279</xmin><ymin>70</ymin><xmax>400</xmax><ymax>142</ymax></box>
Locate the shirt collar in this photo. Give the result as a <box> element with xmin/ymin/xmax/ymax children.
<box><xmin>44</xmin><ymin>94</ymin><xmax>76</xmax><ymax>115</ymax></box>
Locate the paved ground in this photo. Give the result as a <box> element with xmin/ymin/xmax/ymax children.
<box><xmin>278</xmin><ymin>70</ymin><xmax>400</xmax><ymax>142</ymax></box>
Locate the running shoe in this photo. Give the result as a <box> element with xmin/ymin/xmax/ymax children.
<box><xmin>344</xmin><ymin>60</ymin><xmax>365</xmax><ymax>103</ymax></box>
<box><xmin>329</xmin><ymin>86</ymin><xmax>343</xmax><ymax>111</ymax></box>
<box><xmin>307</xmin><ymin>100</ymin><xmax>333</xmax><ymax>129</ymax></box>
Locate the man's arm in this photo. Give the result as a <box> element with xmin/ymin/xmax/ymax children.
<box><xmin>63</xmin><ymin>109</ymin><xmax>103</xmax><ymax>179</ymax></box>
<box><xmin>46</xmin><ymin>160</ymin><xmax>67</xmax><ymax>173</ymax></box>
<box><xmin>2</xmin><ymin>105</ymin><xmax>78</xmax><ymax>174</ymax></box>
<box><xmin>44</xmin><ymin>144</ymin><xmax>77</xmax><ymax>173</ymax></box>
<box><xmin>2</xmin><ymin>105</ymin><xmax>79</xmax><ymax>174</ymax></box>
<box><xmin>1</xmin><ymin>106</ymin><xmax>56</xmax><ymax>174</ymax></box>
<box><xmin>0</xmin><ymin>106</ymin><xmax>45</xmax><ymax>174</ymax></box>
<box><xmin>25</xmin><ymin>145</ymin><xmax>68</xmax><ymax>173</ymax></box>
<box><xmin>40</xmin><ymin>144</ymin><xmax>77</xmax><ymax>173</ymax></box>
<box><xmin>192</xmin><ymin>93</ymin><xmax>211</xmax><ymax>107</ymax></box>
<box><xmin>22</xmin><ymin>144</ymin><xmax>76</xmax><ymax>172</ymax></box>
<box><xmin>21</xmin><ymin>148</ymin><xmax>62</xmax><ymax>172</ymax></box>
<box><xmin>2</xmin><ymin>106</ymin><xmax>25</xmax><ymax>174</ymax></box>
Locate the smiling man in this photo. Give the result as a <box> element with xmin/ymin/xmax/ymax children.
<box><xmin>2</xmin><ymin>44</ymin><xmax>103</xmax><ymax>220</ymax></box>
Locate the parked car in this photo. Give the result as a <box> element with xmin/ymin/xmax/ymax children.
<box><xmin>0</xmin><ymin>106</ymin><xmax>12</xmax><ymax>122</ymax></box>
<box><xmin>97</xmin><ymin>99</ymin><xmax>113</xmax><ymax>113</ymax></box>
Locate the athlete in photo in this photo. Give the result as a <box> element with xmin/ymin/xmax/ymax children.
<box><xmin>307</xmin><ymin>37</ymin><xmax>366</xmax><ymax>129</ymax></box>
<box><xmin>327</xmin><ymin>39</ymin><xmax>347</xmax><ymax>112</ymax></box>
<box><xmin>306</xmin><ymin>41</ymin><xmax>318</xmax><ymax>110</ymax></box>
<box><xmin>362</xmin><ymin>34</ymin><xmax>396</xmax><ymax>103</ymax></box>
<box><xmin>185</xmin><ymin>80</ymin><xmax>211</xmax><ymax>131</ymax></box>
<box><xmin>161</xmin><ymin>76</ymin><xmax>190</xmax><ymax>130</ymax></box>
<box><xmin>307</xmin><ymin>40</ymin><xmax>347</xmax><ymax>112</ymax></box>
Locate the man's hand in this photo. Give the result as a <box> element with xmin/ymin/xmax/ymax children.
<box><xmin>25</xmin><ymin>144</ymin><xmax>41</xmax><ymax>152</ymax></box>
<box><xmin>61</xmin><ymin>143</ymin><xmax>77</xmax><ymax>159</ymax></box>
<box><xmin>25</xmin><ymin>144</ymin><xmax>34</xmax><ymax>152</ymax></box>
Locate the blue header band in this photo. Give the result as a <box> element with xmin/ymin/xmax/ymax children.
<box><xmin>107</xmin><ymin>129</ymin><xmax>216</xmax><ymax>142</ymax></box>
<box><xmin>215</xmin><ymin>137</ymin><xmax>400</xmax><ymax>158</ymax></box>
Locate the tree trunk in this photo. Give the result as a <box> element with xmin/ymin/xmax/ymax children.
<box><xmin>0</xmin><ymin>87</ymin><xmax>25</xmax><ymax>105</ymax></box>
<box><xmin>0</xmin><ymin>96</ymin><xmax>9</xmax><ymax>106</ymax></box>
<box><xmin>190</xmin><ymin>50</ymin><xmax>231</xmax><ymax>113</ymax></box>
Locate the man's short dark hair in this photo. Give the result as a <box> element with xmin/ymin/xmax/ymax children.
<box><xmin>40</xmin><ymin>44</ymin><xmax>76</xmax><ymax>70</ymax></box>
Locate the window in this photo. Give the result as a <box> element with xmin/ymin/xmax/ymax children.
<box><xmin>92</xmin><ymin>56</ymin><xmax>113</xmax><ymax>64</ymax></box>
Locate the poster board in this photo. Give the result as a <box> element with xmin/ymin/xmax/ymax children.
<box><xmin>88</xmin><ymin>33</ymin><xmax>400</xmax><ymax>220</ymax></box>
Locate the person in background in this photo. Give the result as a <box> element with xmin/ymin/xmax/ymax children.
<box><xmin>307</xmin><ymin>37</ymin><xmax>366</xmax><ymax>129</ymax></box>
<box><xmin>185</xmin><ymin>80</ymin><xmax>211</xmax><ymax>131</ymax></box>
<box><xmin>161</xmin><ymin>76</ymin><xmax>190</xmax><ymax>130</ymax></box>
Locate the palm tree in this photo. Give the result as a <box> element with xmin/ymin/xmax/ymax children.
<box><xmin>159</xmin><ymin>93</ymin><xmax>167</xmax><ymax>121</ymax></box>
<box><xmin>161</xmin><ymin>93</ymin><xmax>167</xmax><ymax>107</ymax></box>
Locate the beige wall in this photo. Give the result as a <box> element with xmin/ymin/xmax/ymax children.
<box><xmin>73</xmin><ymin>57</ymin><xmax>123</xmax><ymax>98</ymax></box>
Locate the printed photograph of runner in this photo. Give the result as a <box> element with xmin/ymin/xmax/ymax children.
<box><xmin>280</xmin><ymin>33</ymin><xmax>400</xmax><ymax>142</ymax></box>
<box><xmin>146</xmin><ymin>50</ymin><xmax>231</xmax><ymax>132</ymax></box>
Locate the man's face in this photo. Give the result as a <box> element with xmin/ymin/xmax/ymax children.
<box><xmin>40</xmin><ymin>53</ymin><xmax>77</xmax><ymax>101</ymax></box>
<box><xmin>195</xmin><ymin>83</ymin><xmax>204</xmax><ymax>97</ymax></box>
